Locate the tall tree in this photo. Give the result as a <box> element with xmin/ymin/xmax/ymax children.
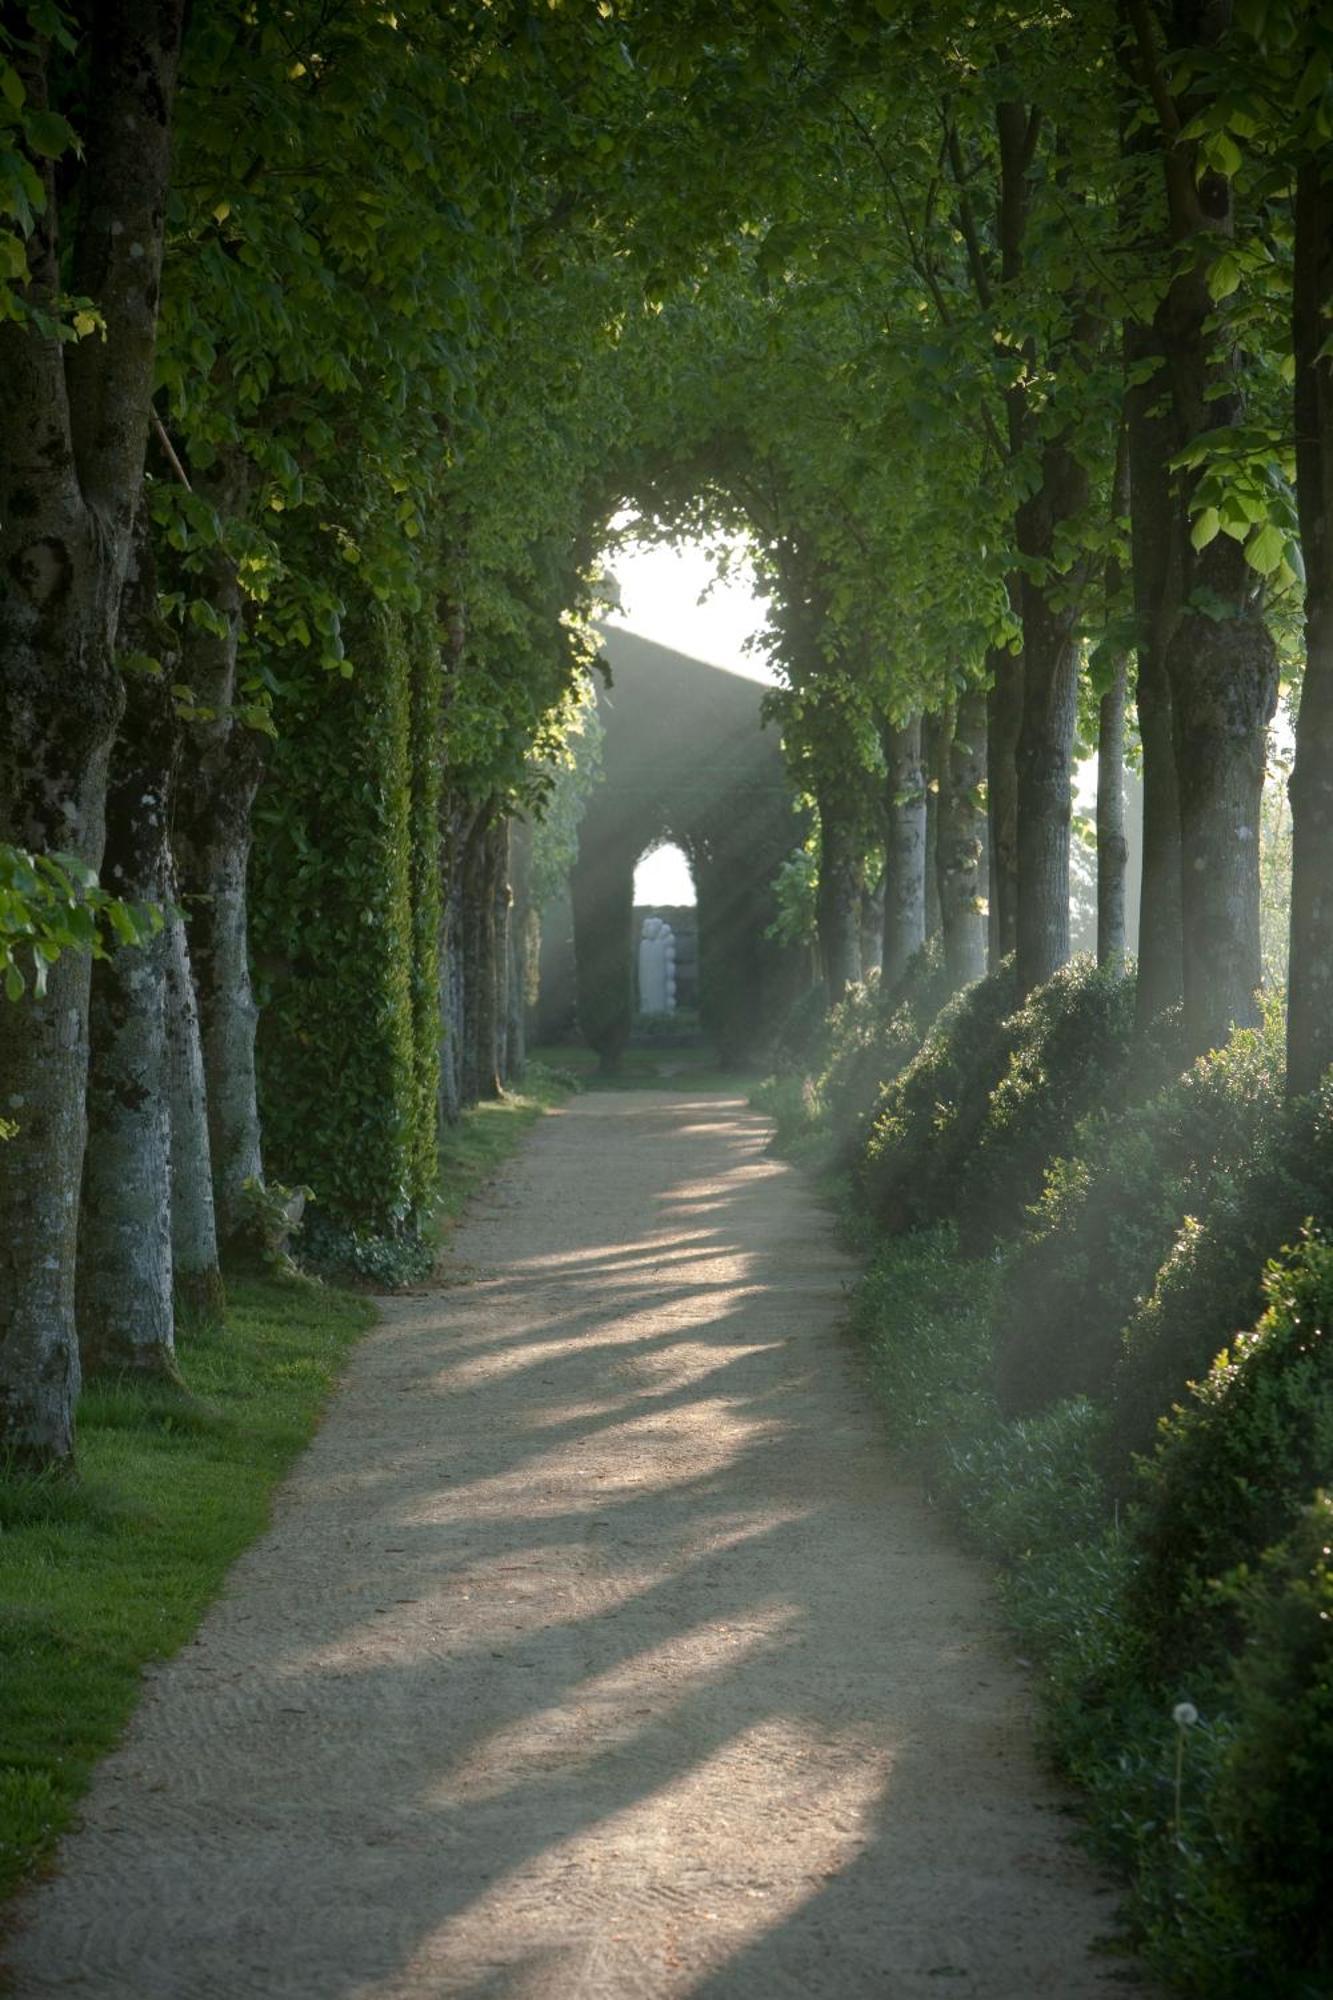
<box><xmin>0</xmin><ymin>1</ymin><xmax>185</xmax><ymax>1465</ymax></box>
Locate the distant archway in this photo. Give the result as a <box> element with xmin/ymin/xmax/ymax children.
<box><xmin>570</xmin><ymin>629</ymin><xmax>803</xmax><ymax>1070</ymax></box>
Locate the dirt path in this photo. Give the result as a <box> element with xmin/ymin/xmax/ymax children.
<box><xmin>7</xmin><ymin>1092</ymin><xmax>1140</xmax><ymax>1998</ymax></box>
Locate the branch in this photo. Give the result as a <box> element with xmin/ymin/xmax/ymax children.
<box><xmin>152</xmin><ymin>413</ymin><xmax>193</xmax><ymax>492</ymax></box>
<box><xmin>1123</xmin><ymin>0</ymin><xmax>1180</xmax><ymax>138</ymax></box>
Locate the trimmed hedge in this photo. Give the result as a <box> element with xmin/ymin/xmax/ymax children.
<box><xmin>994</xmin><ymin>1013</ymin><xmax>1282</xmax><ymax>1418</ymax></box>
<box><xmin>820</xmin><ymin>940</ymin><xmax>952</xmax><ymax>1162</ymax></box>
<box><xmin>953</xmin><ymin>957</ymin><xmax>1137</xmax><ymax>1255</ymax></box>
<box><xmin>1108</xmin><ymin>1082</ymin><xmax>1333</xmax><ymax>1471</ymax></box>
<box><xmin>861</xmin><ymin>958</ymin><xmax>1019</xmax><ymax>1234</ymax></box>
<box><xmin>1126</xmin><ymin>1231</ymin><xmax>1333</xmax><ymax>1675</ymax></box>
<box><xmin>252</xmin><ymin>597</ymin><xmax>441</xmax><ymax>1244</ymax></box>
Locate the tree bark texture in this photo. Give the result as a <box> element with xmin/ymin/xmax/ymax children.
<box><xmin>1287</xmin><ymin>156</ymin><xmax>1333</xmax><ymax>1096</ymax></box>
<box><xmin>1097</xmin><ymin>424</ymin><xmax>1131</xmax><ymax>970</ymax></box>
<box><xmin>164</xmin><ymin>887</ymin><xmax>223</xmax><ymax>1323</ymax></box>
<box><xmin>986</xmin><ymin>638</ymin><xmax>1023</xmax><ymax>968</ymax></box>
<box><xmin>77</xmin><ymin>532</ymin><xmax>179</xmax><ymax>1379</ymax></box>
<box><xmin>489</xmin><ymin>818</ymin><xmax>511</xmax><ymax>1093</ymax></box>
<box><xmin>815</xmin><ymin>788</ymin><xmax>864</xmax><ymax>1007</ymax></box>
<box><xmin>1014</xmin><ymin>433</ymin><xmax>1089</xmax><ymax>997</ymax></box>
<box><xmin>507</xmin><ymin>817</ymin><xmax>532</xmax><ymax>1087</ymax></box>
<box><xmin>923</xmin><ymin>712</ymin><xmax>947</xmax><ymax>941</ymax></box>
<box><xmin>1124</xmin><ymin>316</ymin><xmax>1185</xmax><ymax>1024</ymax></box>
<box><xmin>937</xmin><ymin>691</ymin><xmax>989</xmax><ymax>990</ymax></box>
<box><xmin>0</xmin><ymin>2</ymin><xmax>184</xmax><ymax>1465</ymax></box>
<box><xmin>437</xmin><ymin>800</ymin><xmax>469</xmax><ymax>1125</ymax></box>
<box><xmin>1097</xmin><ymin>661</ymin><xmax>1129</xmax><ymax>970</ymax></box>
<box><xmin>880</xmin><ymin>715</ymin><xmax>927</xmax><ymax>991</ymax></box>
<box><xmin>176</xmin><ymin>530</ymin><xmax>265</xmax><ymax>1238</ymax></box>
<box><xmin>1131</xmin><ymin>0</ymin><xmax>1278</xmax><ymax>1054</ymax></box>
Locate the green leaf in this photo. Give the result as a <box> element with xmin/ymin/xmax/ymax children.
<box><xmin>1191</xmin><ymin>506</ymin><xmax>1221</xmax><ymax>550</ymax></box>
<box><xmin>1245</xmin><ymin>521</ymin><xmax>1285</xmax><ymax>575</ymax></box>
<box><xmin>23</xmin><ymin>109</ymin><xmax>78</xmax><ymax>160</ymax></box>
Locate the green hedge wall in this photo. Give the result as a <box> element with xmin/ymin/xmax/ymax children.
<box><xmin>252</xmin><ymin>597</ymin><xmax>441</xmax><ymax>1238</ymax></box>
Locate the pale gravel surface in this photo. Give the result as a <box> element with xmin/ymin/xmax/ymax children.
<box><xmin>5</xmin><ymin>1090</ymin><xmax>1146</xmax><ymax>1998</ymax></box>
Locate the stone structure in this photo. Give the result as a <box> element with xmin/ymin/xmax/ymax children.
<box><xmin>569</xmin><ymin>628</ymin><xmax>803</xmax><ymax>1070</ymax></box>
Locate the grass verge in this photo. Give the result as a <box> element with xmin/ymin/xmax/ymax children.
<box><xmin>0</xmin><ymin>1075</ymin><xmax>564</xmax><ymax>1912</ymax></box>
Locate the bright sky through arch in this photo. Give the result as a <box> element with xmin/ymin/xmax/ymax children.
<box><xmin>634</xmin><ymin>840</ymin><xmax>695</xmax><ymax>908</ymax></box>
<box><xmin>602</xmin><ymin>534</ymin><xmax>779</xmax><ymax>686</ymax></box>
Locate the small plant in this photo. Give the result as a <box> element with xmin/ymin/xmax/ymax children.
<box><xmin>235</xmin><ymin>1176</ymin><xmax>314</xmax><ymax>1279</ymax></box>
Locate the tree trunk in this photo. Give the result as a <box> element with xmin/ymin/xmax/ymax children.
<box><xmin>437</xmin><ymin>795</ymin><xmax>470</xmax><ymax>1127</ymax></box>
<box><xmin>1014</xmin><ymin>435</ymin><xmax>1088</xmax><ymax>998</ymax></box>
<box><xmin>1098</xmin><ymin>424</ymin><xmax>1131</xmax><ymax>971</ymax></box>
<box><xmin>77</xmin><ymin>531</ymin><xmax>178</xmax><ymax>1380</ymax></box>
<box><xmin>1124</xmin><ymin>317</ymin><xmax>1185</xmax><ymax>1024</ymax></box>
<box><xmin>1287</xmin><ymin>156</ymin><xmax>1333</xmax><ymax>1097</ymax></box>
<box><xmin>880</xmin><ymin>714</ymin><xmax>927</xmax><ymax>990</ymax></box>
<box><xmin>923</xmin><ymin>712</ymin><xmax>946</xmax><ymax>941</ymax></box>
<box><xmin>1096</xmin><ymin>661</ymin><xmax>1129</xmax><ymax>970</ymax></box>
<box><xmin>1130</xmin><ymin>0</ymin><xmax>1278</xmax><ymax>1055</ymax></box>
<box><xmin>986</xmin><ymin>635</ymin><xmax>1023</xmax><ymax>967</ymax></box>
<box><xmin>815</xmin><ymin>788</ymin><xmax>863</xmax><ymax>1006</ymax></box>
<box><xmin>507</xmin><ymin>817</ymin><xmax>532</xmax><ymax>1086</ymax></box>
<box><xmin>164</xmin><ymin>886</ymin><xmax>223</xmax><ymax>1324</ymax></box>
<box><xmin>1161</xmin><ymin>315</ymin><xmax>1276</xmax><ymax>1054</ymax></box>
<box><xmin>490</xmin><ymin>819</ymin><xmax>511</xmax><ymax>1091</ymax></box>
<box><xmin>0</xmin><ymin>2</ymin><xmax>184</xmax><ymax>1467</ymax></box>
<box><xmin>938</xmin><ymin>690</ymin><xmax>988</xmax><ymax>989</ymax></box>
<box><xmin>176</xmin><ymin>532</ymin><xmax>265</xmax><ymax>1239</ymax></box>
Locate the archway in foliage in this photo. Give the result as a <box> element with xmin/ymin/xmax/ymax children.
<box><xmin>570</xmin><ymin>629</ymin><xmax>802</xmax><ymax>1070</ymax></box>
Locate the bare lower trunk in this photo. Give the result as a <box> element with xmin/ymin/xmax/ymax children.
<box><xmin>1125</xmin><ymin>319</ymin><xmax>1184</xmax><ymax>1025</ymax></box>
<box><xmin>186</xmin><ymin>790</ymin><xmax>264</xmax><ymax>1237</ymax></box>
<box><xmin>0</xmin><ymin>3</ymin><xmax>183</xmax><ymax>1465</ymax></box>
<box><xmin>1097</xmin><ymin>426</ymin><xmax>1131</xmax><ymax>971</ymax></box>
<box><xmin>507</xmin><ymin>818</ymin><xmax>532</xmax><ymax>1087</ymax></box>
<box><xmin>175</xmin><ymin>502</ymin><xmax>265</xmax><ymax>1240</ymax></box>
<box><xmin>78</xmin><ymin>536</ymin><xmax>178</xmax><ymax>1379</ymax></box>
<box><xmin>923</xmin><ymin>713</ymin><xmax>946</xmax><ymax>941</ymax></box>
<box><xmin>165</xmin><ymin>892</ymin><xmax>223</xmax><ymax>1323</ymax></box>
<box><xmin>438</xmin><ymin>798</ymin><xmax>470</xmax><ymax>1126</ymax></box>
<box><xmin>1096</xmin><ymin>661</ymin><xmax>1129</xmax><ymax>970</ymax></box>
<box><xmin>986</xmin><ymin>642</ymin><xmax>1023</xmax><ymax>969</ymax></box>
<box><xmin>1015</xmin><ymin>437</ymin><xmax>1088</xmax><ymax>998</ymax></box>
<box><xmin>880</xmin><ymin>715</ymin><xmax>926</xmax><ymax>990</ymax></box>
<box><xmin>816</xmin><ymin>789</ymin><xmax>863</xmax><ymax>1006</ymax></box>
<box><xmin>938</xmin><ymin>691</ymin><xmax>988</xmax><ymax>989</ymax></box>
<box><xmin>1286</xmin><ymin>158</ymin><xmax>1333</xmax><ymax>1098</ymax></box>
<box><xmin>491</xmin><ymin>820</ymin><xmax>511</xmax><ymax>1090</ymax></box>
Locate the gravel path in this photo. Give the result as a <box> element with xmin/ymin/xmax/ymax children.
<box><xmin>6</xmin><ymin>1091</ymin><xmax>1141</xmax><ymax>1998</ymax></box>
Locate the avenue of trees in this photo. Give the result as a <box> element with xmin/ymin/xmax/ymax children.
<box><xmin>4</xmin><ymin>4</ymin><xmax>1333</xmax><ymax>1985</ymax></box>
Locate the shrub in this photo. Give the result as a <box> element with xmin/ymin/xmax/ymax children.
<box><xmin>861</xmin><ymin>958</ymin><xmax>1019</xmax><ymax>1235</ymax></box>
<box><xmin>994</xmin><ymin>1011</ymin><xmax>1281</xmax><ymax>1418</ymax></box>
<box><xmin>953</xmin><ymin>957</ymin><xmax>1136</xmax><ymax>1255</ymax></box>
<box><xmin>1213</xmin><ymin>1492</ymin><xmax>1333</xmax><ymax>1987</ymax></box>
<box><xmin>819</xmin><ymin>940</ymin><xmax>952</xmax><ymax>1163</ymax></box>
<box><xmin>1108</xmin><ymin>1088</ymin><xmax>1333</xmax><ymax>1471</ymax></box>
<box><xmin>1126</xmin><ymin>1231</ymin><xmax>1333</xmax><ymax>1674</ymax></box>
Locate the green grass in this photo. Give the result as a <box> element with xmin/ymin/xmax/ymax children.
<box><xmin>528</xmin><ymin>1041</ymin><xmax>750</xmax><ymax>1093</ymax></box>
<box><xmin>0</xmin><ymin>1276</ymin><xmax>376</xmax><ymax>1904</ymax></box>
<box><xmin>0</xmin><ymin>1078</ymin><xmax>566</xmax><ymax>1909</ymax></box>
<box><xmin>434</xmin><ymin>1063</ymin><xmax>572</xmax><ymax>1230</ymax></box>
